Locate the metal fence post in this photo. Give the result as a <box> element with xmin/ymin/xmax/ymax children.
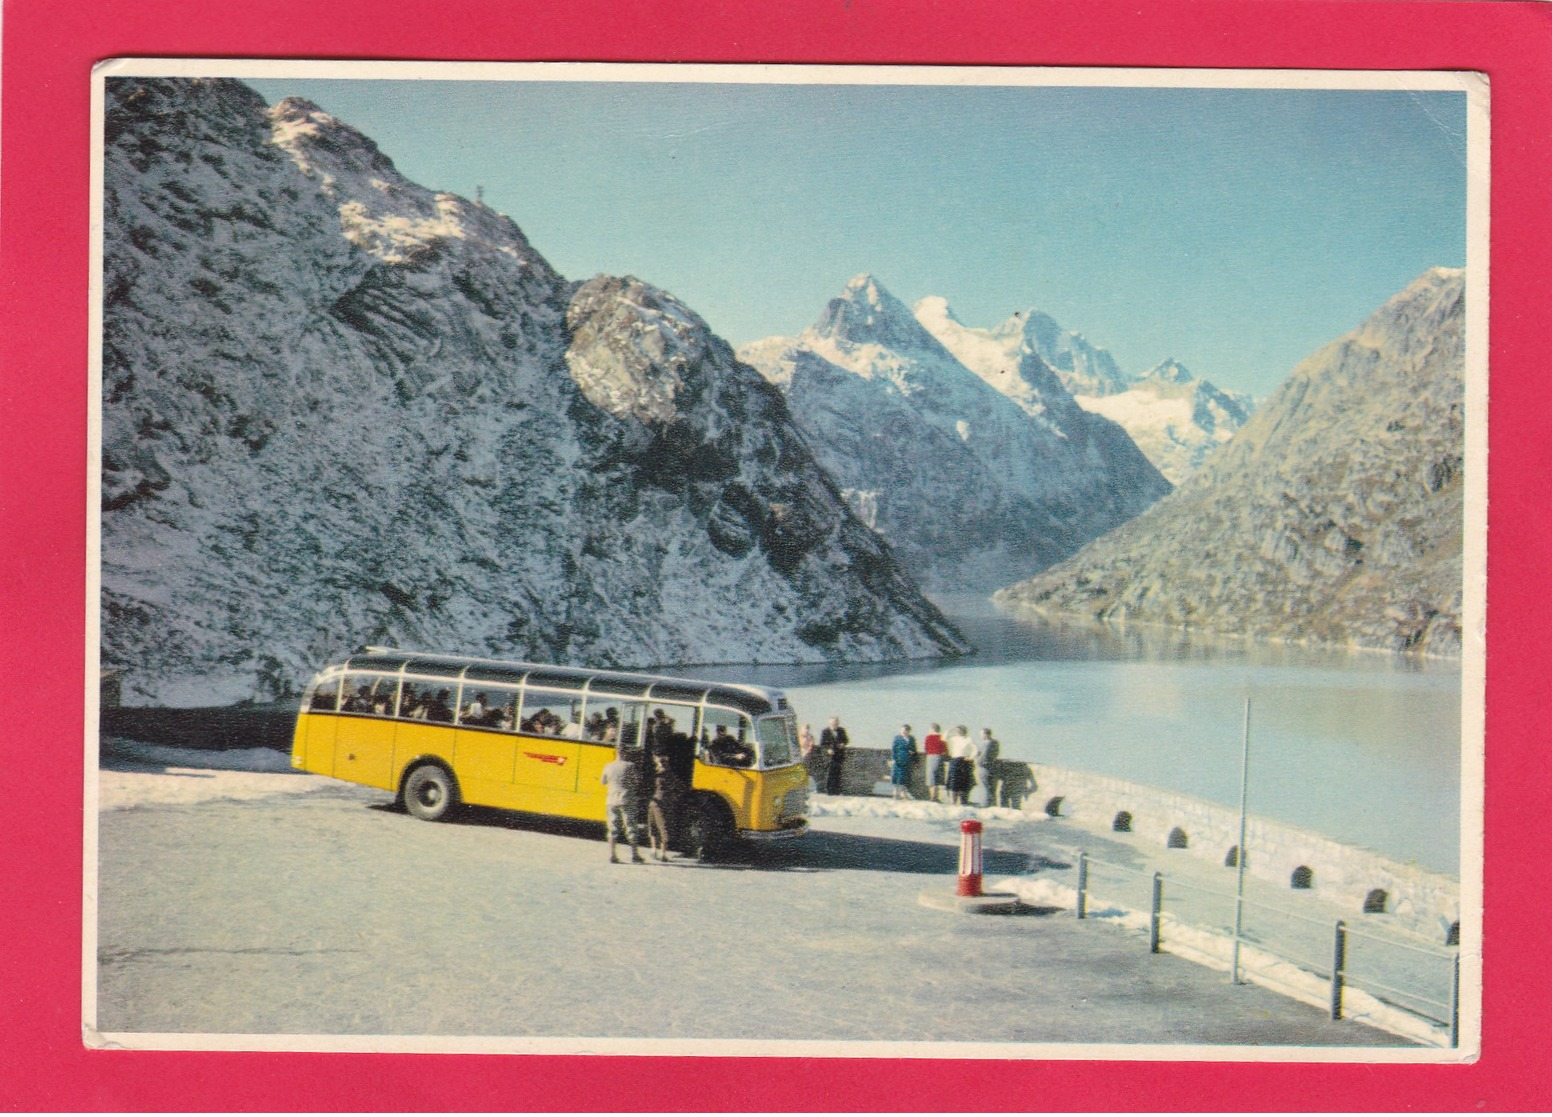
<box><xmin>1150</xmin><ymin>872</ymin><xmax>1164</xmax><ymax>954</ymax></box>
<box><xmin>1451</xmin><ymin>949</ymin><xmax>1461</xmax><ymax>1049</ymax></box>
<box><xmin>1077</xmin><ymin>852</ymin><xmax>1088</xmax><ymax>920</ymax></box>
<box><xmin>1330</xmin><ymin>920</ymin><xmax>1347</xmax><ymax>1021</ymax></box>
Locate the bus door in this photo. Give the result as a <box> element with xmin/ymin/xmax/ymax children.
<box><xmin>513</xmin><ymin>689</ymin><xmax>582</xmax><ymax>794</ymax></box>
<box><xmin>452</xmin><ymin>684</ymin><xmax>520</xmax><ymax>798</ymax></box>
<box><xmin>332</xmin><ymin>672</ymin><xmax>400</xmax><ymax>791</ymax></box>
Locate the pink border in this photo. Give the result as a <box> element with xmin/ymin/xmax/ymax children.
<box><xmin>5</xmin><ymin>0</ymin><xmax>1547</xmax><ymax>1108</ymax></box>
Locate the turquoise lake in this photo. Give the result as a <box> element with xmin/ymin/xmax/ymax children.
<box><xmin>694</xmin><ymin>597</ymin><xmax>1468</xmax><ymax>876</ymax></box>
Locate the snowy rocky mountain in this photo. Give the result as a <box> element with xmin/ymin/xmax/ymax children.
<box><xmin>738</xmin><ymin>277</ymin><xmax>1170</xmax><ymax>591</ymax></box>
<box><xmin>1074</xmin><ymin>359</ymin><xmax>1255</xmax><ymax>485</ymax></box>
<box><xmin>994</xmin><ymin>268</ymin><xmax>1467</xmax><ymax>656</ymax></box>
<box><xmin>100</xmin><ymin>77</ymin><xmax>966</xmax><ymax>706</ymax></box>
<box><xmin>914</xmin><ymin>300</ymin><xmax>1253</xmax><ymax>485</ymax></box>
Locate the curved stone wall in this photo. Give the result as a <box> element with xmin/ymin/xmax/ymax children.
<box><xmin>836</xmin><ymin>747</ymin><xmax>1459</xmax><ymax>942</ymax></box>
<box><xmin>1028</xmin><ymin>763</ymin><xmax>1460</xmax><ymax>941</ymax></box>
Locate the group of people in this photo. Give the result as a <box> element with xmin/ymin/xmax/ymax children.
<box><xmin>599</xmin><ymin>747</ymin><xmax>688</xmax><ymax>864</ymax></box>
<box><xmin>594</xmin><ymin>709</ymin><xmax>756</xmax><ymax>863</ymax></box>
<box><xmin>916</xmin><ymin>723</ymin><xmax>1001</xmax><ymax>806</ymax></box>
<box><xmin>798</xmin><ymin>716</ymin><xmax>1004</xmax><ymax>807</ymax></box>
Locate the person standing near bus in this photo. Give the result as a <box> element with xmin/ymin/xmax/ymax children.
<box><xmin>799</xmin><ymin>723</ymin><xmax>818</xmax><ymax>792</ymax></box>
<box><xmin>946</xmin><ymin>724</ymin><xmax>976</xmax><ymax>806</ymax></box>
<box><xmin>647</xmin><ymin>752</ymin><xmax>687</xmax><ymax>861</ymax></box>
<box><xmin>977</xmin><ymin>727</ymin><xmax>1001</xmax><ymax>808</ymax></box>
<box><xmin>922</xmin><ymin>723</ymin><xmax>947</xmax><ymax>803</ymax></box>
<box><xmin>600</xmin><ymin>750</ymin><xmax>646</xmax><ymax>864</ymax></box>
<box><xmin>890</xmin><ymin>724</ymin><xmax>917</xmax><ymax>800</ymax></box>
<box><xmin>820</xmin><ymin>716</ymin><xmax>849</xmax><ymax>796</ymax></box>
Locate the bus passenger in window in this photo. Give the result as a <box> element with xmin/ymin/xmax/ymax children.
<box><xmin>344</xmin><ymin>685</ymin><xmax>372</xmax><ymax>713</ymax></box>
<box><xmin>372</xmin><ymin>691</ymin><xmax>393</xmax><ymax>715</ymax></box>
<box><xmin>523</xmin><ymin>708</ymin><xmax>560</xmax><ymax>736</ymax></box>
<box><xmin>708</xmin><ymin>724</ymin><xmax>753</xmax><ymax>768</ymax></box>
<box><xmin>464</xmin><ymin>692</ymin><xmax>487</xmax><ymax>724</ymax></box>
<box><xmin>424</xmin><ymin>689</ymin><xmax>453</xmax><ymax>723</ymax></box>
<box><xmin>399</xmin><ymin>684</ymin><xmax>421</xmax><ymax>719</ymax></box>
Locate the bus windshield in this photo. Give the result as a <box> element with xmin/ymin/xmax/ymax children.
<box><xmin>756</xmin><ymin>714</ymin><xmax>798</xmax><ymax>769</ymax></box>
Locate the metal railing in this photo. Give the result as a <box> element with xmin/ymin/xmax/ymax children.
<box><xmin>1075</xmin><ymin>851</ymin><xmax>1460</xmax><ymax>1046</ymax></box>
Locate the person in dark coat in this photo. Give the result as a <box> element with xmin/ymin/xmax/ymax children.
<box><xmin>646</xmin><ymin>752</ymin><xmax>688</xmax><ymax>861</ymax></box>
<box><xmin>890</xmin><ymin>724</ymin><xmax>917</xmax><ymax>800</ymax></box>
<box><xmin>820</xmin><ymin>716</ymin><xmax>849</xmax><ymax>796</ymax></box>
<box><xmin>977</xmin><ymin>727</ymin><xmax>1002</xmax><ymax>808</ymax></box>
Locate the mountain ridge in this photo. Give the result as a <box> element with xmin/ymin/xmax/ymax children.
<box><xmin>994</xmin><ymin>266</ymin><xmax>1466</xmax><ymax>656</ymax></box>
<box><xmin>100</xmin><ymin>78</ymin><xmax>966</xmax><ymax>706</ymax></box>
<box><xmin>739</xmin><ymin>275</ymin><xmax>1171</xmax><ymax>591</ymax></box>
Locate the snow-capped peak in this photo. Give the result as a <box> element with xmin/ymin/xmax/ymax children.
<box><xmin>269</xmin><ymin>97</ymin><xmax>399</xmax><ymax>182</ymax></box>
<box><xmin>912</xmin><ymin>295</ymin><xmax>962</xmax><ymax>329</ymax></box>
<box><xmin>269</xmin><ymin>97</ymin><xmax>541</xmax><ymax>268</ymax></box>
<box><xmin>806</xmin><ymin>274</ymin><xmax>947</xmax><ymax>360</ymax></box>
<box><xmin>1141</xmin><ymin>358</ymin><xmax>1194</xmax><ymax>385</ymax></box>
<box><xmin>844</xmin><ymin>272</ymin><xmax>889</xmax><ymax>307</ymax></box>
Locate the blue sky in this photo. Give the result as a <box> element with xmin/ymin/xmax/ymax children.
<box><xmin>248</xmin><ymin>76</ymin><xmax>1468</xmax><ymax>398</ymax></box>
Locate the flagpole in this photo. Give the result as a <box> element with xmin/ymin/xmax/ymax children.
<box><xmin>1231</xmin><ymin>695</ymin><xmax>1251</xmax><ymax>985</ymax></box>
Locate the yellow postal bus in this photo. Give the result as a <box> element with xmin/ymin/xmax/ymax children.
<box><xmin>291</xmin><ymin>647</ymin><xmax>809</xmax><ymax>856</ymax></box>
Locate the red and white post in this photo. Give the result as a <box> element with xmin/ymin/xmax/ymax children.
<box><xmin>919</xmin><ymin>816</ymin><xmax>1015</xmax><ymax>913</ymax></box>
<box><xmin>957</xmin><ymin>819</ymin><xmax>984</xmax><ymax>897</ymax></box>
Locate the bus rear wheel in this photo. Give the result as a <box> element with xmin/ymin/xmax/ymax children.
<box><xmin>685</xmin><ymin>798</ymin><xmax>733</xmax><ymax>863</ymax></box>
<box><xmin>403</xmin><ymin>764</ymin><xmax>458</xmax><ymax>822</ymax></box>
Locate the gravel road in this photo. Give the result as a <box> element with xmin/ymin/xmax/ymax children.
<box><xmin>93</xmin><ymin>766</ymin><xmax>1409</xmax><ymax>1052</ymax></box>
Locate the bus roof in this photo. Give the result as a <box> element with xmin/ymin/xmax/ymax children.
<box><xmin>330</xmin><ymin>647</ymin><xmax>790</xmax><ymax>719</ymax></box>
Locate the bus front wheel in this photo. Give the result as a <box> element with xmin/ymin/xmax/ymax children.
<box><xmin>685</xmin><ymin>798</ymin><xmax>733</xmax><ymax>862</ymax></box>
<box><xmin>403</xmin><ymin>764</ymin><xmax>458</xmax><ymax>822</ymax></box>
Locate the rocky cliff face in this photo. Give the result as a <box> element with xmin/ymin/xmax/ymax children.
<box><xmin>739</xmin><ymin>277</ymin><xmax>1170</xmax><ymax>591</ymax></box>
<box><xmin>100</xmin><ymin>78</ymin><xmax>965</xmax><ymax>706</ymax></box>
<box><xmin>994</xmin><ymin>268</ymin><xmax>1466</xmax><ymax>656</ymax></box>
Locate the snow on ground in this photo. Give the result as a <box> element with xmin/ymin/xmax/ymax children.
<box><xmin>96</xmin><ymin>738</ymin><xmax>348</xmax><ymax>811</ymax></box>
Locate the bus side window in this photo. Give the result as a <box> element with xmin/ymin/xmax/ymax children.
<box><xmin>398</xmin><ymin>681</ymin><xmax>453</xmax><ymax>722</ymax></box>
<box><xmin>395</xmin><ymin>681</ymin><xmax>425</xmax><ymax>720</ymax></box>
<box><xmin>520</xmin><ymin>690</ymin><xmax>576</xmax><ymax>739</ymax></box>
<box><xmin>460</xmin><ymin>684</ymin><xmax>518</xmax><ymax>731</ymax></box>
<box><xmin>705</xmin><ymin>711</ymin><xmax>755</xmax><ymax>768</ymax></box>
<box><xmin>614</xmin><ymin>702</ymin><xmax>645</xmax><ymax>751</ymax></box>
<box><xmin>341</xmin><ymin>673</ymin><xmax>393</xmax><ymax>715</ymax></box>
<box><xmin>583</xmin><ymin>696</ymin><xmax>626</xmax><ymax>744</ymax></box>
<box><xmin>309</xmin><ymin>677</ymin><xmax>341</xmax><ymax>712</ymax></box>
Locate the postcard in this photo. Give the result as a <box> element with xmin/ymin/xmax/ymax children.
<box><xmin>85</xmin><ymin>57</ymin><xmax>1485</xmax><ymax>1067</ymax></box>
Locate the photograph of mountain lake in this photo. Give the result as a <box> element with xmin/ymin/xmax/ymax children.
<box><xmin>89</xmin><ymin>60</ymin><xmax>1485</xmax><ymax>1058</ymax></box>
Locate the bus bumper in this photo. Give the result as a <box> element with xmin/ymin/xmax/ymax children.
<box><xmin>739</xmin><ymin>821</ymin><xmax>809</xmax><ymax>842</ymax></box>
